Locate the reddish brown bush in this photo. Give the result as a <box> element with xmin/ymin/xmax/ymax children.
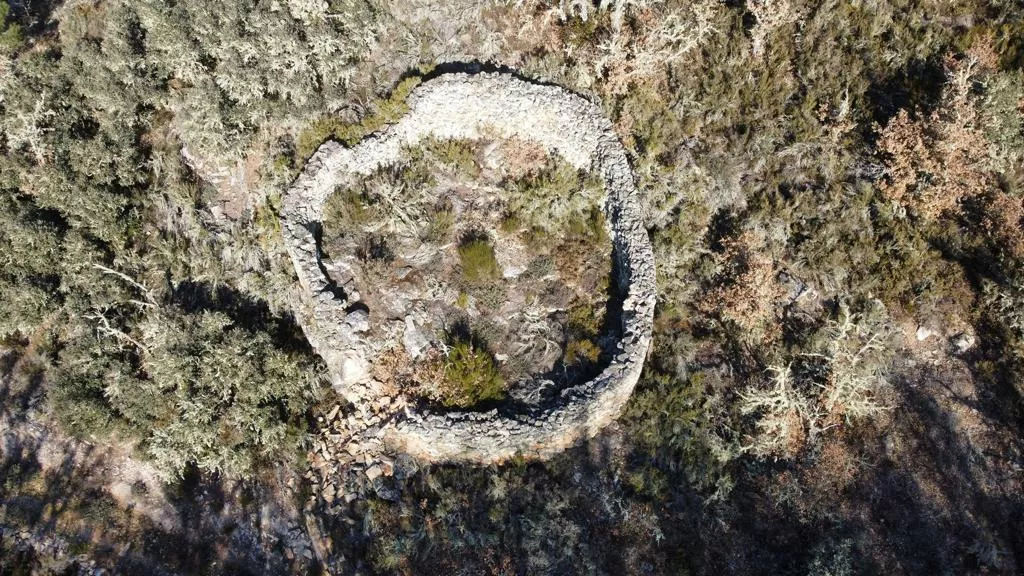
<box><xmin>877</xmin><ymin>55</ymin><xmax>995</xmax><ymax>219</ymax></box>
<box><xmin>701</xmin><ymin>231</ymin><xmax>785</xmax><ymax>343</ymax></box>
<box><xmin>983</xmin><ymin>191</ymin><xmax>1024</xmax><ymax>258</ymax></box>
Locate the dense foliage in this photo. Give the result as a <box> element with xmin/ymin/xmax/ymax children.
<box><xmin>1</xmin><ymin>0</ymin><xmax>1023</xmax><ymax>574</ymax></box>
<box><xmin>0</xmin><ymin>0</ymin><xmax>329</xmax><ymax>480</ymax></box>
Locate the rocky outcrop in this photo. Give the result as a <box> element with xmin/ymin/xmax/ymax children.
<box><xmin>281</xmin><ymin>72</ymin><xmax>656</xmax><ymax>463</ymax></box>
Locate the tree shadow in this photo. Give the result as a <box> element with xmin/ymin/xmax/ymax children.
<box><xmin>170</xmin><ymin>280</ymin><xmax>317</xmax><ymax>356</ymax></box>
<box><xmin>313</xmin><ymin>424</ymin><xmax>706</xmax><ymax>575</ymax></box>
<box><xmin>838</xmin><ymin>368</ymin><xmax>1023</xmax><ymax>574</ymax></box>
<box><xmin>865</xmin><ymin>57</ymin><xmax>947</xmax><ymax>133</ymax></box>
<box><xmin>0</xmin><ymin>347</ymin><xmax>301</xmax><ymax>575</ymax></box>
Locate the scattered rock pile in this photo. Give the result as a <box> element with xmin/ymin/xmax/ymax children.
<box><xmin>304</xmin><ymin>399</ymin><xmax>410</xmax><ymax>509</ymax></box>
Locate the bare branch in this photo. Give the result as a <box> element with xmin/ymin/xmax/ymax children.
<box><xmin>85</xmin><ymin>311</ymin><xmax>150</xmax><ymax>354</ymax></box>
<box><xmin>90</xmin><ymin>263</ymin><xmax>157</xmax><ymax>305</ymax></box>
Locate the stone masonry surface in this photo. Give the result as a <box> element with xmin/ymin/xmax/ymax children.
<box><xmin>281</xmin><ymin>72</ymin><xmax>656</xmax><ymax>463</ymax></box>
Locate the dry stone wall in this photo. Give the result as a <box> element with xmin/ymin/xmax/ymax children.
<box><xmin>281</xmin><ymin>72</ymin><xmax>656</xmax><ymax>463</ymax></box>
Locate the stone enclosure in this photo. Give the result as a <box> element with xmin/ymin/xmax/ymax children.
<box><xmin>281</xmin><ymin>72</ymin><xmax>656</xmax><ymax>463</ymax></box>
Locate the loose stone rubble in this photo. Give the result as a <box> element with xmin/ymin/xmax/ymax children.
<box><xmin>282</xmin><ymin>72</ymin><xmax>656</xmax><ymax>464</ymax></box>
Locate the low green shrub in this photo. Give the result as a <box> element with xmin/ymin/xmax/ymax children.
<box><xmin>424</xmin><ymin>206</ymin><xmax>455</xmax><ymax>243</ymax></box>
<box><xmin>438</xmin><ymin>340</ymin><xmax>506</xmax><ymax>408</ymax></box>
<box><xmin>623</xmin><ymin>369</ymin><xmax>740</xmax><ymax>498</ymax></box>
<box><xmin>567</xmin><ymin>303</ymin><xmax>604</xmax><ymax>337</ymax></box>
<box><xmin>468</xmin><ymin>282</ymin><xmax>507</xmax><ymax>312</ymax></box>
<box><xmin>563</xmin><ymin>338</ymin><xmax>600</xmax><ymax>366</ymax></box>
<box><xmin>458</xmin><ymin>238</ymin><xmax>501</xmax><ymax>284</ymax></box>
<box><xmin>49</xmin><ymin>306</ymin><xmax>324</xmax><ymax>480</ymax></box>
<box><xmin>294</xmin><ymin>74</ymin><xmax>428</xmax><ymax>162</ymax></box>
<box><xmin>562</xmin><ymin>303</ymin><xmax>605</xmax><ymax>367</ymax></box>
<box><xmin>323</xmin><ymin>189</ymin><xmax>374</xmax><ymax>236</ymax></box>
<box><xmin>508</xmin><ymin>158</ymin><xmax>603</xmax><ymax>236</ymax></box>
<box><xmin>425</xmin><ymin>137</ymin><xmax>481</xmax><ymax>177</ymax></box>
<box><xmin>567</xmin><ymin>206</ymin><xmax>609</xmax><ymax>245</ymax></box>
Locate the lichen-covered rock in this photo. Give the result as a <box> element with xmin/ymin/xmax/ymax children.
<box><xmin>281</xmin><ymin>72</ymin><xmax>656</xmax><ymax>463</ymax></box>
<box><xmin>344</xmin><ymin>309</ymin><xmax>370</xmax><ymax>333</ymax></box>
<box><xmin>402</xmin><ymin>316</ymin><xmax>430</xmax><ymax>360</ymax></box>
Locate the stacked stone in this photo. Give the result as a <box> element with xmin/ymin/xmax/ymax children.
<box><xmin>281</xmin><ymin>72</ymin><xmax>656</xmax><ymax>464</ymax></box>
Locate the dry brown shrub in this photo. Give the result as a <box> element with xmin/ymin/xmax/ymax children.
<box><xmin>494</xmin><ymin>136</ymin><xmax>548</xmax><ymax>179</ymax></box>
<box><xmin>371</xmin><ymin>346</ymin><xmax>413</xmax><ymax>395</ymax></box>
<box><xmin>967</xmin><ymin>31</ymin><xmax>1001</xmax><ymax>74</ymax></box>
<box><xmin>983</xmin><ymin>191</ymin><xmax>1024</xmax><ymax>258</ymax></box>
<box><xmin>373</xmin><ymin>346</ymin><xmax>446</xmax><ymax>397</ymax></box>
<box><xmin>408</xmin><ymin>351</ymin><xmax>447</xmax><ymax>395</ymax></box>
<box><xmin>808</xmin><ymin>439</ymin><xmax>859</xmax><ymax>494</ymax></box>
<box><xmin>877</xmin><ymin>54</ymin><xmax>996</xmax><ymax>220</ymax></box>
<box><xmin>779</xmin><ymin>409</ymin><xmax>808</xmax><ymax>456</ymax></box>
<box><xmin>479</xmin><ymin>0</ymin><xmax>563</xmax><ymax>68</ymax></box>
<box><xmin>595</xmin><ymin>1</ymin><xmax>718</xmax><ymax>95</ymax></box>
<box><xmin>701</xmin><ymin>231</ymin><xmax>786</xmax><ymax>343</ymax></box>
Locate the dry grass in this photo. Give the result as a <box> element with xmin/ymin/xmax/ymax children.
<box><xmin>747</xmin><ymin>0</ymin><xmax>802</xmax><ymax>57</ymax></box>
<box><xmin>701</xmin><ymin>231</ymin><xmax>785</xmax><ymax>343</ymax></box>
<box><xmin>494</xmin><ymin>136</ymin><xmax>549</xmax><ymax>180</ymax></box>
<box><xmin>595</xmin><ymin>1</ymin><xmax>719</xmax><ymax>95</ymax></box>
<box><xmin>983</xmin><ymin>192</ymin><xmax>1024</xmax><ymax>258</ymax></box>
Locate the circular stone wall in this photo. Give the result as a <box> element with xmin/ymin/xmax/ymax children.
<box><xmin>281</xmin><ymin>72</ymin><xmax>655</xmax><ymax>463</ymax></box>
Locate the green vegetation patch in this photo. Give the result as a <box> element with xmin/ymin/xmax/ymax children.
<box><xmin>562</xmin><ymin>303</ymin><xmax>605</xmax><ymax>368</ymax></box>
<box><xmin>436</xmin><ymin>339</ymin><xmax>507</xmax><ymax>409</ymax></box>
<box><xmin>458</xmin><ymin>237</ymin><xmax>501</xmax><ymax>284</ymax></box>
<box><xmin>295</xmin><ymin>74</ymin><xmax>430</xmax><ymax>162</ymax></box>
<box><xmin>51</xmin><ymin>303</ymin><xmax>324</xmax><ymax>480</ymax></box>
<box><xmin>506</xmin><ymin>159</ymin><xmax>604</xmax><ymax>238</ymax></box>
<box><xmin>0</xmin><ymin>1</ymin><xmax>22</xmax><ymax>54</ymax></box>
